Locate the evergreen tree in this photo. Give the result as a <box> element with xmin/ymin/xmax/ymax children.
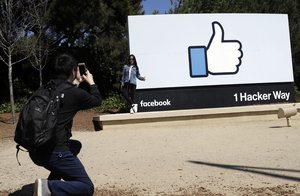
<box><xmin>46</xmin><ymin>0</ymin><xmax>143</xmax><ymax>96</ymax></box>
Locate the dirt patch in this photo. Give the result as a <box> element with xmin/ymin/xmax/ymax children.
<box><xmin>0</xmin><ymin>112</ymin><xmax>17</xmax><ymax>140</ymax></box>
<box><xmin>0</xmin><ymin>111</ymin><xmax>100</xmax><ymax>140</ymax></box>
<box><xmin>1</xmin><ymin>185</ymin><xmax>298</xmax><ymax>196</ymax></box>
<box><xmin>1</xmin><ymin>111</ymin><xmax>300</xmax><ymax>195</ymax></box>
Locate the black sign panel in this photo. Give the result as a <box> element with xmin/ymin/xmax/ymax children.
<box><xmin>135</xmin><ymin>83</ymin><xmax>295</xmax><ymax>112</ymax></box>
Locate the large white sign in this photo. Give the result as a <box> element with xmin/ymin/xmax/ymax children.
<box><xmin>128</xmin><ymin>14</ymin><xmax>294</xmax><ymax>89</ymax></box>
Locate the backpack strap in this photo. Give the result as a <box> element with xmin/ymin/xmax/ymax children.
<box><xmin>51</xmin><ymin>80</ymin><xmax>74</xmax><ymax>93</ymax></box>
<box><xmin>53</xmin><ymin>81</ymin><xmax>74</xmax><ymax>107</ymax></box>
<box><xmin>16</xmin><ymin>144</ymin><xmax>28</xmax><ymax>166</ymax></box>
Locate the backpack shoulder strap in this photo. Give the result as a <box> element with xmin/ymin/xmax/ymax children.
<box><xmin>49</xmin><ymin>80</ymin><xmax>74</xmax><ymax>94</ymax></box>
<box><xmin>52</xmin><ymin>81</ymin><xmax>74</xmax><ymax>107</ymax></box>
<box><xmin>56</xmin><ymin>81</ymin><xmax>73</xmax><ymax>92</ymax></box>
<box><xmin>16</xmin><ymin>144</ymin><xmax>28</xmax><ymax>166</ymax></box>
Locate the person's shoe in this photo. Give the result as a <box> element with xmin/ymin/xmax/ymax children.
<box><xmin>130</xmin><ymin>104</ymin><xmax>135</xmax><ymax>114</ymax></box>
<box><xmin>33</xmin><ymin>179</ymin><xmax>51</xmax><ymax>196</ymax></box>
<box><xmin>130</xmin><ymin>107</ymin><xmax>134</xmax><ymax>114</ymax></box>
<box><xmin>130</xmin><ymin>104</ymin><xmax>138</xmax><ymax>114</ymax></box>
<box><xmin>133</xmin><ymin>104</ymin><xmax>138</xmax><ymax>113</ymax></box>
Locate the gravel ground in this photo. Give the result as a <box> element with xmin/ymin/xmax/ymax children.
<box><xmin>1</xmin><ymin>111</ymin><xmax>300</xmax><ymax>195</ymax></box>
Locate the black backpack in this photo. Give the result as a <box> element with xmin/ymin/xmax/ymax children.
<box><xmin>14</xmin><ymin>80</ymin><xmax>71</xmax><ymax>165</ymax></box>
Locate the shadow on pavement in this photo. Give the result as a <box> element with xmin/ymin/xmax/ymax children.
<box><xmin>269</xmin><ymin>126</ymin><xmax>287</xmax><ymax>128</ymax></box>
<box><xmin>187</xmin><ymin>160</ymin><xmax>300</xmax><ymax>182</ymax></box>
<box><xmin>8</xmin><ymin>183</ymin><xmax>33</xmax><ymax>196</ymax></box>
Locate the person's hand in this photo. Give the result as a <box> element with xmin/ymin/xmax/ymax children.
<box><xmin>120</xmin><ymin>83</ymin><xmax>124</xmax><ymax>91</ymax></box>
<box><xmin>73</xmin><ymin>69</ymin><xmax>84</xmax><ymax>86</ymax></box>
<box><xmin>73</xmin><ymin>78</ymin><xmax>81</xmax><ymax>86</ymax></box>
<box><xmin>81</xmin><ymin>69</ymin><xmax>95</xmax><ymax>85</ymax></box>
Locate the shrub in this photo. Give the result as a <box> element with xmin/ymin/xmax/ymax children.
<box><xmin>0</xmin><ymin>94</ymin><xmax>128</xmax><ymax>114</ymax></box>
<box><xmin>93</xmin><ymin>94</ymin><xmax>127</xmax><ymax>113</ymax></box>
<box><xmin>0</xmin><ymin>98</ymin><xmax>27</xmax><ymax>114</ymax></box>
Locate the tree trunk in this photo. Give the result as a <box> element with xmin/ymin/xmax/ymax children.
<box><xmin>40</xmin><ymin>64</ymin><xmax>43</xmax><ymax>87</ymax></box>
<box><xmin>39</xmin><ymin>42</ymin><xmax>43</xmax><ymax>87</ymax></box>
<box><xmin>8</xmin><ymin>54</ymin><xmax>16</xmax><ymax>124</ymax></box>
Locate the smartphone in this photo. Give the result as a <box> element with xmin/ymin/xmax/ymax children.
<box><xmin>78</xmin><ymin>63</ymin><xmax>86</xmax><ymax>76</ymax></box>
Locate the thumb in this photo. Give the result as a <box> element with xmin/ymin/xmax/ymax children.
<box><xmin>208</xmin><ymin>22</ymin><xmax>224</xmax><ymax>47</ymax></box>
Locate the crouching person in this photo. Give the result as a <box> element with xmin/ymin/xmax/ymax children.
<box><xmin>30</xmin><ymin>53</ymin><xmax>101</xmax><ymax>196</ymax></box>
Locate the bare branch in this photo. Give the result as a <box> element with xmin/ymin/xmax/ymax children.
<box><xmin>0</xmin><ymin>56</ymin><xmax>8</xmax><ymax>66</ymax></box>
<box><xmin>11</xmin><ymin>55</ymin><xmax>31</xmax><ymax>66</ymax></box>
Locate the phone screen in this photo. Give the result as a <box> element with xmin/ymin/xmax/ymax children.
<box><xmin>78</xmin><ymin>63</ymin><xmax>86</xmax><ymax>76</ymax></box>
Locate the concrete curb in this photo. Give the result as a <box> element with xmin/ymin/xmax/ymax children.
<box><xmin>93</xmin><ymin>103</ymin><xmax>300</xmax><ymax>130</ymax></box>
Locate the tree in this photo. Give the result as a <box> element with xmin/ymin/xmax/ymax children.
<box><xmin>0</xmin><ymin>0</ymin><xmax>36</xmax><ymax>123</ymax></box>
<box><xmin>28</xmin><ymin>0</ymin><xmax>53</xmax><ymax>87</ymax></box>
<box><xmin>0</xmin><ymin>0</ymin><xmax>145</xmax><ymax>106</ymax></box>
<box><xmin>45</xmin><ymin>0</ymin><xmax>144</xmax><ymax>96</ymax></box>
<box><xmin>152</xmin><ymin>9</ymin><xmax>159</xmax><ymax>15</ymax></box>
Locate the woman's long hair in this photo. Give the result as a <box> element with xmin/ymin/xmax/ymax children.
<box><xmin>128</xmin><ymin>54</ymin><xmax>139</xmax><ymax>71</ymax></box>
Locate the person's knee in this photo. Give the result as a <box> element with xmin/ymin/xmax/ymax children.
<box><xmin>89</xmin><ymin>184</ymin><xmax>94</xmax><ymax>196</ymax></box>
<box><xmin>69</xmin><ymin>140</ymin><xmax>82</xmax><ymax>156</ymax></box>
<box><xmin>85</xmin><ymin>181</ymin><xmax>94</xmax><ymax>196</ymax></box>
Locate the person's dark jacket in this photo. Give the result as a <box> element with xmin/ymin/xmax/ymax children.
<box><xmin>53</xmin><ymin>79</ymin><xmax>101</xmax><ymax>151</ymax></box>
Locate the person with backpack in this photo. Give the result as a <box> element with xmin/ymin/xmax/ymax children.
<box><xmin>27</xmin><ymin>53</ymin><xmax>101</xmax><ymax>196</ymax></box>
<box><xmin>121</xmin><ymin>54</ymin><xmax>146</xmax><ymax>114</ymax></box>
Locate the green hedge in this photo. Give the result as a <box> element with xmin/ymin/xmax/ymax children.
<box><xmin>0</xmin><ymin>98</ymin><xmax>26</xmax><ymax>114</ymax></box>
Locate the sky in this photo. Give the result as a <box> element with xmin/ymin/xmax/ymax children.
<box><xmin>142</xmin><ymin>0</ymin><xmax>174</xmax><ymax>15</ymax></box>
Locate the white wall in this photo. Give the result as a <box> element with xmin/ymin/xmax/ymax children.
<box><xmin>128</xmin><ymin>14</ymin><xmax>294</xmax><ymax>89</ymax></box>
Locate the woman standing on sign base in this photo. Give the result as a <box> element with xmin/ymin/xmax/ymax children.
<box><xmin>121</xmin><ymin>54</ymin><xmax>146</xmax><ymax>114</ymax></box>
